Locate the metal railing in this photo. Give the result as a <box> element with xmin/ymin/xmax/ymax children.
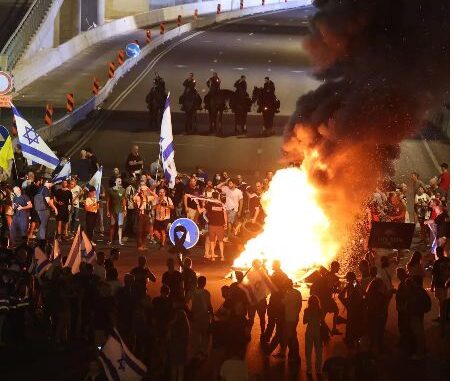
<box><xmin>0</xmin><ymin>0</ymin><xmax>54</xmax><ymax>71</ymax></box>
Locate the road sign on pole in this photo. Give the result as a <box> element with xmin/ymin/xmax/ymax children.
<box><xmin>0</xmin><ymin>71</ymin><xmax>13</xmax><ymax>95</ymax></box>
<box><xmin>169</xmin><ymin>218</ymin><xmax>200</xmax><ymax>250</ymax></box>
<box><xmin>125</xmin><ymin>43</ymin><xmax>141</xmax><ymax>58</ymax></box>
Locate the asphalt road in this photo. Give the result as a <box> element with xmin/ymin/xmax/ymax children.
<box><xmin>1</xmin><ymin>7</ymin><xmax>449</xmax><ymax>380</ymax></box>
<box><xmin>43</xmin><ymin>6</ymin><xmax>448</xmax><ymax>183</ymax></box>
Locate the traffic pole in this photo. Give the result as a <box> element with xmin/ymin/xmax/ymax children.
<box><xmin>66</xmin><ymin>94</ymin><xmax>74</xmax><ymax>113</ymax></box>
<box><xmin>117</xmin><ymin>49</ymin><xmax>125</xmax><ymax>66</ymax></box>
<box><xmin>146</xmin><ymin>29</ymin><xmax>152</xmax><ymax>44</ymax></box>
<box><xmin>44</xmin><ymin>104</ymin><xmax>53</xmax><ymax>125</ymax></box>
<box><xmin>92</xmin><ymin>77</ymin><xmax>100</xmax><ymax>95</ymax></box>
<box><xmin>108</xmin><ymin>62</ymin><xmax>116</xmax><ymax>79</ymax></box>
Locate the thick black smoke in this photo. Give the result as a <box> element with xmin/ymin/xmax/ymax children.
<box><xmin>283</xmin><ymin>0</ymin><xmax>449</xmax><ymax>237</ymax></box>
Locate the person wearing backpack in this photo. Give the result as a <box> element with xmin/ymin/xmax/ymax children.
<box><xmin>406</xmin><ymin>277</ymin><xmax>431</xmax><ymax>360</ymax></box>
<box><xmin>33</xmin><ymin>179</ymin><xmax>58</xmax><ymax>240</ymax></box>
<box><xmin>431</xmin><ymin>246</ymin><xmax>450</xmax><ymax>322</ymax></box>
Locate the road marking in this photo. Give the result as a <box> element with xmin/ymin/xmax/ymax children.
<box><xmin>421</xmin><ymin>136</ymin><xmax>441</xmax><ymax>173</ymax></box>
<box><xmin>66</xmin><ymin>31</ymin><xmax>205</xmax><ymax>157</ymax></box>
<box><xmin>65</xmin><ymin>7</ymin><xmax>302</xmax><ymax>157</ymax></box>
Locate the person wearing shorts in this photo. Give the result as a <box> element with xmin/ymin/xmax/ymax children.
<box><xmin>106</xmin><ymin>177</ymin><xmax>126</xmax><ymax>245</ymax></box>
<box><xmin>153</xmin><ymin>188</ymin><xmax>174</xmax><ymax>247</ymax></box>
<box><xmin>54</xmin><ymin>180</ymin><xmax>72</xmax><ymax>240</ymax></box>
<box><xmin>199</xmin><ymin>191</ymin><xmax>227</xmax><ymax>261</ymax></box>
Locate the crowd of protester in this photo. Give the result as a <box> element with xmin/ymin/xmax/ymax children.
<box><xmin>0</xmin><ymin>144</ymin><xmax>449</xmax><ymax>380</ymax></box>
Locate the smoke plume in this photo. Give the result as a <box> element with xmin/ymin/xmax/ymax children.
<box><xmin>283</xmin><ymin>0</ymin><xmax>449</xmax><ymax>243</ymax></box>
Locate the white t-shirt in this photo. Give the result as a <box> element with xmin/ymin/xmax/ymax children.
<box><xmin>220</xmin><ymin>359</ymin><xmax>249</xmax><ymax>381</ymax></box>
<box><xmin>221</xmin><ymin>186</ymin><xmax>243</xmax><ymax>212</ymax></box>
<box><xmin>70</xmin><ymin>185</ymin><xmax>83</xmax><ymax>207</ymax></box>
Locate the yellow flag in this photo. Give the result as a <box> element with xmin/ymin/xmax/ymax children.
<box><xmin>0</xmin><ymin>135</ymin><xmax>14</xmax><ymax>175</ymax></box>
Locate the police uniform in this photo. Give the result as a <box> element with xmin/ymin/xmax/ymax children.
<box><xmin>234</xmin><ymin>77</ymin><xmax>247</xmax><ymax>93</ymax></box>
<box><xmin>183</xmin><ymin>77</ymin><xmax>196</xmax><ymax>91</ymax></box>
<box><xmin>206</xmin><ymin>75</ymin><xmax>221</xmax><ymax>90</ymax></box>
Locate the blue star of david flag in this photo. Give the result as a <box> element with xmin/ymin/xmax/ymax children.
<box><xmin>11</xmin><ymin>103</ymin><xmax>59</xmax><ymax>170</ymax></box>
<box><xmin>52</xmin><ymin>160</ymin><xmax>71</xmax><ymax>184</ymax></box>
<box><xmin>159</xmin><ymin>93</ymin><xmax>177</xmax><ymax>188</ymax></box>
<box><xmin>99</xmin><ymin>328</ymin><xmax>147</xmax><ymax>381</ymax></box>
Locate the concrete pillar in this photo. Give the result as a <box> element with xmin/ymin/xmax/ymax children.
<box><xmin>96</xmin><ymin>0</ymin><xmax>105</xmax><ymax>26</ymax></box>
<box><xmin>81</xmin><ymin>0</ymin><xmax>105</xmax><ymax>31</ymax></box>
<box><xmin>59</xmin><ymin>0</ymin><xmax>81</xmax><ymax>43</ymax></box>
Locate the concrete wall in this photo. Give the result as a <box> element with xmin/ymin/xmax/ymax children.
<box><xmin>14</xmin><ymin>0</ymin><xmax>311</xmax><ymax>91</ymax></box>
<box><xmin>37</xmin><ymin>0</ymin><xmax>311</xmax><ymax>141</ymax></box>
<box><xmin>21</xmin><ymin>0</ymin><xmax>65</xmax><ymax>60</ymax></box>
<box><xmin>105</xmin><ymin>0</ymin><xmax>149</xmax><ymax>19</ymax></box>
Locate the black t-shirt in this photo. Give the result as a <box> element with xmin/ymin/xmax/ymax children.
<box><xmin>55</xmin><ymin>189</ymin><xmax>72</xmax><ymax>209</ymax></box>
<box><xmin>182</xmin><ymin>267</ymin><xmax>197</xmax><ymax>293</ymax></box>
<box><xmin>72</xmin><ymin>158</ymin><xmax>91</xmax><ymax>182</ymax></box>
<box><xmin>152</xmin><ymin>295</ymin><xmax>173</xmax><ymax>328</ymax></box>
<box><xmin>162</xmin><ymin>270</ymin><xmax>183</xmax><ymax>299</ymax></box>
<box><xmin>24</xmin><ymin>183</ymin><xmax>39</xmax><ymax>199</ymax></box>
<box><xmin>185</xmin><ymin>186</ymin><xmax>200</xmax><ymax>210</ymax></box>
<box><xmin>130</xmin><ymin>266</ymin><xmax>156</xmax><ymax>295</ymax></box>
<box><xmin>126</xmin><ymin>153</ymin><xmax>143</xmax><ymax>173</ymax></box>
<box><xmin>206</xmin><ymin>202</ymin><xmax>226</xmax><ymax>226</ymax></box>
<box><xmin>173</xmin><ymin>182</ymin><xmax>185</xmax><ymax>205</ymax></box>
<box><xmin>435</xmin><ymin>212</ymin><xmax>449</xmax><ymax>238</ymax></box>
<box><xmin>248</xmin><ymin>194</ymin><xmax>264</xmax><ymax>223</ymax></box>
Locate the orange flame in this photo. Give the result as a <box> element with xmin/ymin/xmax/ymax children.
<box><xmin>234</xmin><ymin>160</ymin><xmax>339</xmax><ymax>275</ymax></box>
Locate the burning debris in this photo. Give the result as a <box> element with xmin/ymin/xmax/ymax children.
<box><xmin>235</xmin><ymin>0</ymin><xmax>448</xmax><ymax>272</ymax></box>
<box><xmin>283</xmin><ymin>0</ymin><xmax>449</xmax><ymax>244</ymax></box>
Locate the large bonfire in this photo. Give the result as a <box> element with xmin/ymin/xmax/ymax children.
<box><xmin>233</xmin><ymin>154</ymin><xmax>339</xmax><ymax>274</ymax></box>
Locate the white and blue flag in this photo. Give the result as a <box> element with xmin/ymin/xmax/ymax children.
<box><xmin>99</xmin><ymin>328</ymin><xmax>147</xmax><ymax>381</ymax></box>
<box><xmin>11</xmin><ymin>104</ymin><xmax>59</xmax><ymax>169</ymax></box>
<box><xmin>88</xmin><ymin>166</ymin><xmax>103</xmax><ymax>198</ymax></box>
<box><xmin>159</xmin><ymin>93</ymin><xmax>177</xmax><ymax>188</ymax></box>
<box><xmin>52</xmin><ymin>160</ymin><xmax>71</xmax><ymax>184</ymax></box>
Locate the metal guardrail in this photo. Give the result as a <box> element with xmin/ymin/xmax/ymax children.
<box><xmin>0</xmin><ymin>0</ymin><xmax>54</xmax><ymax>71</ymax></box>
<box><xmin>37</xmin><ymin>0</ymin><xmax>306</xmax><ymax>142</ymax></box>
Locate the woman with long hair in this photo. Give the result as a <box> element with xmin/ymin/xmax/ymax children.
<box><xmin>303</xmin><ymin>294</ymin><xmax>323</xmax><ymax>377</ymax></box>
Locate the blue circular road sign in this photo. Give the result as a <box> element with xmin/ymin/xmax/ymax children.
<box><xmin>125</xmin><ymin>43</ymin><xmax>141</xmax><ymax>58</ymax></box>
<box><xmin>169</xmin><ymin>218</ymin><xmax>200</xmax><ymax>249</ymax></box>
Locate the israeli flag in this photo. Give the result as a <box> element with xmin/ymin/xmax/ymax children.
<box><xmin>64</xmin><ymin>226</ymin><xmax>82</xmax><ymax>274</ymax></box>
<box><xmin>11</xmin><ymin>104</ymin><xmax>59</xmax><ymax>169</ymax></box>
<box><xmin>52</xmin><ymin>160</ymin><xmax>71</xmax><ymax>184</ymax></box>
<box><xmin>88</xmin><ymin>166</ymin><xmax>103</xmax><ymax>198</ymax></box>
<box><xmin>32</xmin><ymin>247</ymin><xmax>52</xmax><ymax>277</ymax></box>
<box><xmin>159</xmin><ymin>93</ymin><xmax>177</xmax><ymax>188</ymax></box>
<box><xmin>99</xmin><ymin>328</ymin><xmax>147</xmax><ymax>381</ymax></box>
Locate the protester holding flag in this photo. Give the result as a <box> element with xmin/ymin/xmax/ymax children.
<box><xmin>160</xmin><ymin>93</ymin><xmax>178</xmax><ymax>189</ymax></box>
<box><xmin>85</xmin><ymin>186</ymin><xmax>99</xmax><ymax>242</ymax></box>
<box><xmin>11</xmin><ymin>104</ymin><xmax>59</xmax><ymax>170</ymax></box>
